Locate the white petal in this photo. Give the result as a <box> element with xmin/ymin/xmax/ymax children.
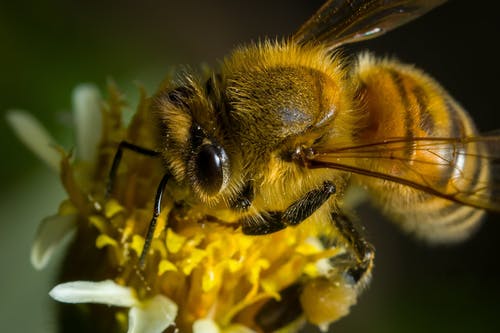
<box><xmin>6</xmin><ymin>110</ymin><xmax>61</xmax><ymax>172</ymax></box>
<box><xmin>128</xmin><ymin>294</ymin><xmax>178</xmax><ymax>333</ymax></box>
<box><xmin>49</xmin><ymin>280</ymin><xmax>137</xmax><ymax>307</ymax></box>
<box><xmin>193</xmin><ymin>319</ymin><xmax>220</xmax><ymax>333</ymax></box>
<box><xmin>31</xmin><ymin>214</ymin><xmax>77</xmax><ymax>270</ymax></box>
<box><xmin>72</xmin><ymin>84</ymin><xmax>102</xmax><ymax>164</ymax></box>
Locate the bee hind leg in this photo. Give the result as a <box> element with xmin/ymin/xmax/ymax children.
<box><xmin>331</xmin><ymin>212</ymin><xmax>374</xmax><ymax>287</ymax></box>
<box><xmin>254</xmin><ymin>213</ymin><xmax>375</xmax><ymax>330</ymax></box>
<box><xmin>241</xmin><ymin>181</ymin><xmax>336</xmax><ymax>235</ymax></box>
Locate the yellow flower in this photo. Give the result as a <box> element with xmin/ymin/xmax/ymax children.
<box><xmin>7</xmin><ymin>83</ymin><xmax>359</xmax><ymax>333</ymax></box>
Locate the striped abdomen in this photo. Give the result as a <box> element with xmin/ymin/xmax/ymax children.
<box><xmin>353</xmin><ymin>54</ymin><xmax>489</xmax><ymax>242</ymax></box>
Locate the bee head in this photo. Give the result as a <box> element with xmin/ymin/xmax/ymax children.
<box><xmin>151</xmin><ymin>73</ymin><xmax>241</xmax><ymax>205</ymax></box>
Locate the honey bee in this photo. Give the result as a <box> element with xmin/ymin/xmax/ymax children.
<box><xmin>107</xmin><ymin>0</ymin><xmax>500</xmax><ymax>330</ymax></box>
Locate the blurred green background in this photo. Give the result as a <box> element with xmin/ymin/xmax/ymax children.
<box><xmin>1</xmin><ymin>1</ymin><xmax>499</xmax><ymax>332</ymax></box>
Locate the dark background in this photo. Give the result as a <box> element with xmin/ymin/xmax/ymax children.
<box><xmin>1</xmin><ymin>1</ymin><xmax>499</xmax><ymax>332</ymax></box>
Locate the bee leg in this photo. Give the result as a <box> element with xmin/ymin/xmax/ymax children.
<box><xmin>255</xmin><ymin>283</ymin><xmax>304</xmax><ymax>332</ymax></box>
<box><xmin>106</xmin><ymin>141</ymin><xmax>159</xmax><ymax>197</ymax></box>
<box><xmin>331</xmin><ymin>212</ymin><xmax>374</xmax><ymax>285</ymax></box>
<box><xmin>254</xmin><ymin>216</ymin><xmax>373</xmax><ymax>331</ymax></box>
<box><xmin>105</xmin><ymin>141</ymin><xmax>168</xmax><ymax>268</ymax></box>
<box><xmin>139</xmin><ymin>173</ymin><xmax>170</xmax><ymax>268</ymax></box>
<box><xmin>230</xmin><ymin>181</ymin><xmax>254</xmax><ymax>211</ymax></box>
<box><xmin>241</xmin><ymin>181</ymin><xmax>336</xmax><ymax>235</ymax></box>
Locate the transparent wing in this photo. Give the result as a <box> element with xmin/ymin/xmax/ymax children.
<box><xmin>298</xmin><ymin>135</ymin><xmax>500</xmax><ymax>212</ymax></box>
<box><xmin>293</xmin><ymin>0</ymin><xmax>447</xmax><ymax>51</ymax></box>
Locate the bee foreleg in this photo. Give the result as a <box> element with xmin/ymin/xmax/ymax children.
<box><xmin>331</xmin><ymin>212</ymin><xmax>374</xmax><ymax>286</ymax></box>
<box><xmin>139</xmin><ymin>173</ymin><xmax>170</xmax><ymax>268</ymax></box>
<box><xmin>230</xmin><ymin>181</ymin><xmax>254</xmax><ymax>211</ymax></box>
<box><xmin>106</xmin><ymin>141</ymin><xmax>159</xmax><ymax>197</ymax></box>
<box><xmin>241</xmin><ymin>181</ymin><xmax>336</xmax><ymax>235</ymax></box>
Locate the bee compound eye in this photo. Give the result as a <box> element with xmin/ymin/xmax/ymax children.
<box><xmin>194</xmin><ymin>144</ymin><xmax>228</xmax><ymax>195</ymax></box>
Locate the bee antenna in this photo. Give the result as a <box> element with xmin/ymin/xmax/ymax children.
<box><xmin>106</xmin><ymin>141</ymin><xmax>160</xmax><ymax>198</ymax></box>
<box><xmin>139</xmin><ymin>173</ymin><xmax>170</xmax><ymax>268</ymax></box>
